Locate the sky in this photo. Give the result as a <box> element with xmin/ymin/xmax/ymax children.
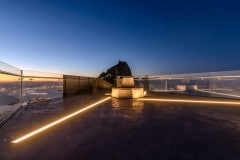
<box><xmin>0</xmin><ymin>0</ymin><xmax>240</xmax><ymax>76</ymax></box>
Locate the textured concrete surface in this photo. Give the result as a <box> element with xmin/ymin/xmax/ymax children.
<box><xmin>1</xmin><ymin>93</ymin><xmax>240</xmax><ymax>160</ymax></box>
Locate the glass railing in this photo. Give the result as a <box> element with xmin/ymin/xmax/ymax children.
<box><xmin>135</xmin><ymin>71</ymin><xmax>240</xmax><ymax>99</ymax></box>
<box><xmin>0</xmin><ymin>61</ymin><xmax>21</xmax><ymax>124</ymax></box>
<box><xmin>63</xmin><ymin>75</ymin><xmax>96</xmax><ymax>97</ymax></box>
<box><xmin>0</xmin><ymin>61</ymin><xmax>95</xmax><ymax>124</ymax></box>
<box><xmin>22</xmin><ymin>70</ymin><xmax>63</xmax><ymax>104</ymax></box>
<box><xmin>2</xmin><ymin>59</ymin><xmax>240</xmax><ymax>124</ymax></box>
<box><xmin>0</xmin><ymin>61</ymin><xmax>21</xmax><ymax>76</ymax></box>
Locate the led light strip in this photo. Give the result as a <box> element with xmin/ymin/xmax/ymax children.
<box><xmin>138</xmin><ymin>98</ymin><xmax>240</xmax><ymax>105</ymax></box>
<box><xmin>12</xmin><ymin>97</ymin><xmax>111</xmax><ymax>144</ymax></box>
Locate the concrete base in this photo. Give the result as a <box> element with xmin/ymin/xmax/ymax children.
<box><xmin>112</xmin><ymin>87</ymin><xmax>144</xmax><ymax>98</ymax></box>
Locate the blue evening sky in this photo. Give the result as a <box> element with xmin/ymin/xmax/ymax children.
<box><xmin>0</xmin><ymin>0</ymin><xmax>240</xmax><ymax>76</ymax></box>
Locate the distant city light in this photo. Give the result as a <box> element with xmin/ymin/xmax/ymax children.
<box><xmin>138</xmin><ymin>98</ymin><xmax>240</xmax><ymax>105</ymax></box>
<box><xmin>12</xmin><ymin>97</ymin><xmax>111</xmax><ymax>144</ymax></box>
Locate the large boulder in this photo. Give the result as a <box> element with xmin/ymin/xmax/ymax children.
<box><xmin>99</xmin><ymin>61</ymin><xmax>132</xmax><ymax>85</ymax></box>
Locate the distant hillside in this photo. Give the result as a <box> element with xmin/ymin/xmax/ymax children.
<box><xmin>99</xmin><ymin>61</ymin><xmax>132</xmax><ymax>84</ymax></box>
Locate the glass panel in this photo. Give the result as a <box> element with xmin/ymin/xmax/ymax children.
<box><xmin>65</xmin><ymin>76</ymin><xmax>79</xmax><ymax>96</ymax></box>
<box><xmin>202</xmin><ymin>77</ymin><xmax>240</xmax><ymax>99</ymax></box>
<box><xmin>143</xmin><ymin>71</ymin><xmax>240</xmax><ymax>99</ymax></box>
<box><xmin>0</xmin><ymin>61</ymin><xmax>21</xmax><ymax>122</ymax></box>
<box><xmin>22</xmin><ymin>71</ymin><xmax>63</xmax><ymax>103</ymax></box>
<box><xmin>64</xmin><ymin>76</ymin><xmax>95</xmax><ymax>96</ymax></box>
<box><xmin>23</xmin><ymin>70</ymin><xmax>62</xmax><ymax>78</ymax></box>
<box><xmin>0</xmin><ymin>61</ymin><xmax>21</xmax><ymax>76</ymax></box>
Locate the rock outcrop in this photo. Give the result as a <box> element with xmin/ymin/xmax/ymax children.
<box><xmin>99</xmin><ymin>61</ymin><xmax>132</xmax><ymax>85</ymax></box>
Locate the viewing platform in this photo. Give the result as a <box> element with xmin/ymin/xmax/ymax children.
<box><xmin>1</xmin><ymin>93</ymin><xmax>240</xmax><ymax>159</ymax></box>
<box><xmin>1</xmin><ymin>60</ymin><xmax>240</xmax><ymax>160</ymax></box>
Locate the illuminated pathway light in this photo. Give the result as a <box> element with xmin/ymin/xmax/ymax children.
<box><xmin>12</xmin><ymin>97</ymin><xmax>111</xmax><ymax>144</ymax></box>
<box><xmin>138</xmin><ymin>98</ymin><xmax>240</xmax><ymax>105</ymax></box>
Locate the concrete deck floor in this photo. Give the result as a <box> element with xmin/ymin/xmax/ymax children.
<box><xmin>1</xmin><ymin>93</ymin><xmax>240</xmax><ymax>160</ymax></box>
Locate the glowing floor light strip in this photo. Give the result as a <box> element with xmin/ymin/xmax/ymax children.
<box><xmin>12</xmin><ymin>97</ymin><xmax>111</xmax><ymax>144</ymax></box>
<box><xmin>138</xmin><ymin>98</ymin><xmax>240</xmax><ymax>105</ymax></box>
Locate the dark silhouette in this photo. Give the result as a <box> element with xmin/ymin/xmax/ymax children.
<box><xmin>99</xmin><ymin>61</ymin><xmax>132</xmax><ymax>84</ymax></box>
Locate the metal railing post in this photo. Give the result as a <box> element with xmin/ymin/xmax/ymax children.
<box><xmin>20</xmin><ymin>70</ymin><xmax>23</xmax><ymax>106</ymax></box>
<box><xmin>63</xmin><ymin>75</ymin><xmax>67</xmax><ymax>97</ymax></box>
<box><xmin>88</xmin><ymin>77</ymin><xmax>90</xmax><ymax>93</ymax></box>
<box><xmin>165</xmin><ymin>79</ymin><xmax>168</xmax><ymax>91</ymax></box>
<box><xmin>210</xmin><ymin>78</ymin><xmax>213</xmax><ymax>97</ymax></box>
<box><xmin>78</xmin><ymin>77</ymin><xmax>80</xmax><ymax>94</ymax></box>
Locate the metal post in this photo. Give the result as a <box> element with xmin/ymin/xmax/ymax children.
<box><xmin>63</xmin><ymin>75</ymin><xmax>67</xmax><ymax>97</ymax></box>
<box><xmin>88</xmin><ymin>77</ymin><xmax>90</xmax><ymax>93</ymax></box>
<box><xmin>78</xmin><ymin>77</ymin><xmax>80</xmax><ymax>94</ymax></box>
<box><xmin>20</xmin><ymin>70</ymin><xmax>23</xmax><ymax>106</ymax></box>
<box><xmin>165</xmin><ymin>79</ymin><xmax>168</xmax><ymax>91</ymax></box>
<box><xmin>210</xmin><ymin>78</ymin><xmax>213</xmax><ymax>97</ymax></box>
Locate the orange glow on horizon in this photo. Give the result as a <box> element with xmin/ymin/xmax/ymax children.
<box><xmin>22</xmin><ymin>77</ymin><xmax>63</xmax><ymax>82</ymax></box>
<box><xmin>0</xmin><ymin>73</ymin><xmax>62</xmax><ymax>82</ymax></box>
<box><xmin>138</xmin><ymin>98</ymin><xmax>240</xmax><ymax>105</ymax></box>
<box><xmin>0</xmin><ymin>73</ymin><xmax>20</xmax><ymax>82</ymax></box>
<box><xmin>12</xmin><ymin>97</ymin><xmax>111</xmax><ymax>144</ymax></box>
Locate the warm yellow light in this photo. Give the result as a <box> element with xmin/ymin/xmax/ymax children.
<box><xmin>144</xmin><ymin>91</ymin><xmax>147</xmax><ymax>96</ymax></box>
<box><xmin>0</xmin><ymin>73</ymin><xmax>20</xmax><ymax>82</ymax></box>
<box><xmin>138</xmin><ymin>98</ymin><xmax>240</xmax><ymax>105</ymax></box>
<box><xmin>12</xmin><ymin>97</ymin><xmax>111</xmax><ymax>144</ymax></box>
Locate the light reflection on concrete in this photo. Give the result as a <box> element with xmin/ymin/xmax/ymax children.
<box><xmin>111</xmin><ymin>98</ymin><xmax>144</xmax><ymax>128</ymax></box>
<box><xmin>132</xmin><ymin>100</ymin><xmax>144</xmax><ymax>113</ymax></box>
<box><xmin>112</xmin><ymin>98</ymin><xmax>143</xmax><ymax>111</ymax></box>
<box><xmin>111</xmin><ymin>98</ymin><xmax>144</xmax><ymax>117</ymax></box>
